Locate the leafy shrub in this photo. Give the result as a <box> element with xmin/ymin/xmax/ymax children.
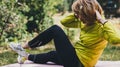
<box><xmin>0</xmin><ymin>0</ymin><xmax>62</xmax><ymax>46</ymax></box>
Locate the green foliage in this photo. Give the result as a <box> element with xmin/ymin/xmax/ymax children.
<box><xmin>54</xmin><ymin>0</ymin><xmax>75</xmax><ymax>13</ymax></box>
<box><xmin>0</xmin><ymin>0</ymin><xmax>27</xmax><ymax>44</ymax></box>
<box><xmin>64</xmin><ymin>0</ymin><xmax>75</xmax><ymax>11</ymax></box>
<box><xmin>0</xmin><ymin>0</ymin><xmax>63</xmax><ymax>46</ymax></box>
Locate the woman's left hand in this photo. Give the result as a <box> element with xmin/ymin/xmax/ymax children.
<box><xmin>95</xmin><ymin>10</ymin><xmax>107</xmax><ymax>24</ymax></box>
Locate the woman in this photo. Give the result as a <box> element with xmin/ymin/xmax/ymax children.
<box><xmin>9</xmin><ymin>0</ymin><xmax>120</xmax><ymax>67</ymax></box>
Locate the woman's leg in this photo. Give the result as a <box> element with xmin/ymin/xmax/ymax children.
<box><xmin>28</xmin><ymin>51</ymin><xmax>62</xmax><ymax>65</ymax></box>
<box><xmin>27</xmin><ymin>25</ymin><xmax>83</xmax><ymax>67</ymax></box>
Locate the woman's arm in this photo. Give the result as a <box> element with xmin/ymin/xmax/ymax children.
<box><xmin>103</xmin><ymin>22</ymin><xmax>120</xmax><ymax>45</ymax></box>
<box><xmin>96</xmin><ymin>10</ymin><xmax>107</xmax><ymax>24</ymax></box>
<box><xmin>60</xmin><ymin>13</ymin><xmax>81</xmax><ymax>28</ymax></box>
<box><xmin>96</xmin><ymin>10</ymin><xmax>120</xmax><ymax>45</ymax></box>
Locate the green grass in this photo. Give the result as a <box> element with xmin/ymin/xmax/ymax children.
<box><xmin>100</xmin><ymin>44</ymin><xmax>120</xmax><ymax>61</ymax></box>
<box><xmin>0</xmin><ymin>51</ymin><xmax>18</xmax><ymax>66</ymax></box>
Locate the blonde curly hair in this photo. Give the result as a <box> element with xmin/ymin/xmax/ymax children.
<box><xmin>72</xmin><ymin>0</ymin><xmax>103</xmax><ymax>25</ymax></box>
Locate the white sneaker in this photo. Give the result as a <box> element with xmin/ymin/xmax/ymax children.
<box><xmin>17</xmin><ymin>55</ymin><xmax>27</xmax><ymax>64</ymax></box>
<box><xmin>9</xmin><ymin>42</ymin><xmax>28</xmax><ymax>57</ymax></box>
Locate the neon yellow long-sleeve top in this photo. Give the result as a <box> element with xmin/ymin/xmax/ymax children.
<box><xmin>60</xmin><ymin>13</ymin><xmax>120</xmax><ymax>67</ymax></box>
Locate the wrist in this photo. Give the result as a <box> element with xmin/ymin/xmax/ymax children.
<box><xmin>98</xmin><ymin>19</ymin><xmax>107</xmax><ymax>24</ymax></box>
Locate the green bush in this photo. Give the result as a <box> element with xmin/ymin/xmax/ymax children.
<box><xmin>0</xmin><ymin>0</ymin><xmax>63</xmax><ymax>47</ymax></box>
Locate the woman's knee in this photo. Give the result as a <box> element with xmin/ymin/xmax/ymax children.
<box><xmin>51</xmin><ymin>25</ymin><xmax>61</xmax><ymax>29</ymax></box>
<box><xmin>51</xmin><ymin>25</ymin><xmax>63</xmax><ymax>31</ymax></box>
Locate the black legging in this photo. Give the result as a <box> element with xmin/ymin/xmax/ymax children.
<box><xmin>27</xmin><ymin>25</ymin><xmax>84</xmax><ymax>67</ymax></box>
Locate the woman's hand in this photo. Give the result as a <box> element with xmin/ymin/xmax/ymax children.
<box><xmin>22</xmin><ymin>41</ymin><xmax>31</xmax><ymax>49</ymax></box>
<box><xmin>95</xmin><ymin>10</ymin><xmax>107</xmax><ymax>24</ymax></box>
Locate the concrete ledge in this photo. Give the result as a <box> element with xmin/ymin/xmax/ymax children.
<box><xmin>1</xmin><ymin>60</ymin><xmax>120</xmax><ymax>67</ymax></box>
<box><xmin>95</xmin><ymin>61</ymin><xmax>120</xmax><ymax>67</ymax></box>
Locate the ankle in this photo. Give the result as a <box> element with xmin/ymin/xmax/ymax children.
<box><xmin>23</xmin><ymin>44</ymin><xmax>30</xmax><ymax>49</ymax></box>
<box><xmin>25</xmin><ymin>54</ymin><xmax>30</xmax><ymax>60</ymax></box>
